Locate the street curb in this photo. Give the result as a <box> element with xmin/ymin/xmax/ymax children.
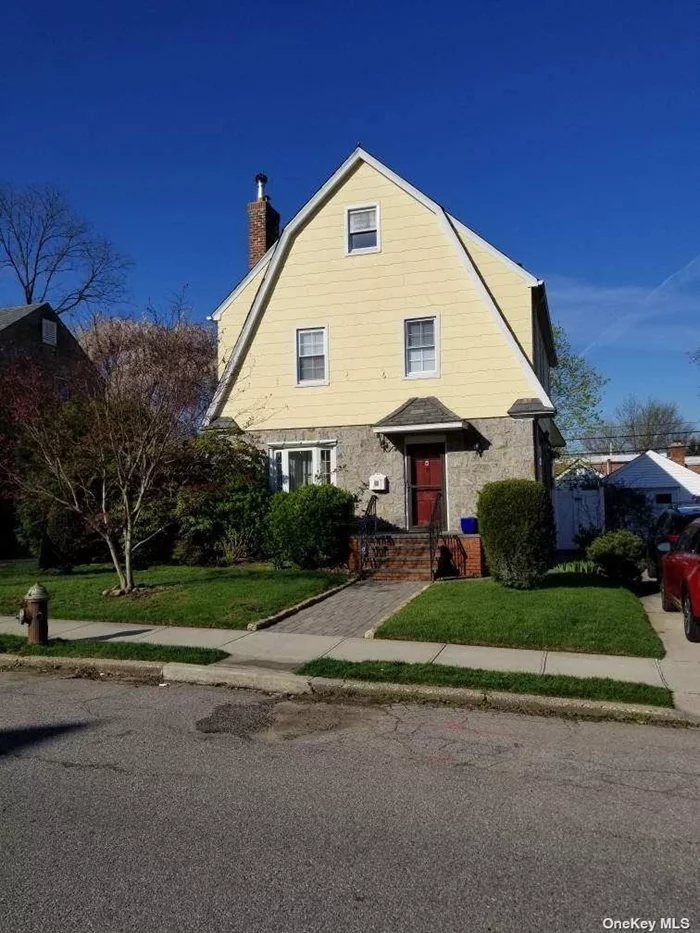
<box><xmin>0</xmin><ymin>653</ymin><xmax>163</xmax><ymax>683</ymax></box>
<box><xmin>307</xmin><ymin>677</ymin><xmax>696</xmax><ymax>726</ymax></box>
<box><xmin>162</xmin><ymin>662</ymin><xmax>311</xmax><ymax>694</ymax></box>
<box><xmin>2</xmin><ymin>653</ymin><xmax>695</xmax><ymax>725</ymax></box>
<box><xmin>245</xmin><ymin>577</ymin><xmax>358</xmax><ymax>631</ymax></box>
<box><xmin>363</xmin><ymin>582</ymin><xmax>432</xmax><ymax>639</ymax></box>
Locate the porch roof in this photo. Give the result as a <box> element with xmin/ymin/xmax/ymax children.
<box><xmin>373</xmin><ymin>396</ymin><xmax>469</xmax><ymax>434</ymax></box>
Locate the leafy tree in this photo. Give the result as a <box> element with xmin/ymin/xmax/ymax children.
<box><xmin>0</xmin><ymin>305</ymin><xmax>217</xmax><ymax>593</ymax></box>
<box><xmin>0</xmin><ymin>183</ymin><xmax>129</xmax><ymax>314</ymax></box>
<box><xmin>584</xmin><ymin>396</ymin><xmax>695</xmax><ymax>453</ymax></box>
<box><xmin>550</xmin><ymin>323</ymin><xmax>608</xmax><ymax>444</ymax></box>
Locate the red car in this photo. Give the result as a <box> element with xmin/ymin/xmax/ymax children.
<box><xmin>659</xmin><ymin>517</ymin><xmax>700</xmax><ymax>642</ymax></box>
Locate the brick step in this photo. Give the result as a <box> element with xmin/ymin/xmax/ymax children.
<box><xmin>370</xmin><ymin>570</ymin><xmax>433</xmax><ymax>581</ymax></box>
<box><xmin>374</xmin><ymin>558</ymin><xmax>432</xmax><ymax>569</ymax></box>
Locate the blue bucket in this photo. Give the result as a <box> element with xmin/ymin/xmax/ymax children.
<box><xmin>460</xmin><ymin>516</ymin><xmax>478</xmax><ymax>535</ymax></box>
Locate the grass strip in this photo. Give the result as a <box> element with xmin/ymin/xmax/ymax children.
<box><xmin>0</xmin><ymin>633</ymin><xmax>227</xmax><ymax>666</ymax></box>
<box><xmin>376</xmin><ymin>575</ymin><xmax>665</xmax><ymax>659</ymax></box>
<box><xmin>298</xmin><ymin>658</ymin><xmax>674</xmax><ymax>708</ymax></box>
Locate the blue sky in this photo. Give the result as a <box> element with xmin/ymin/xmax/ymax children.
<box><xmin>2</xmin><ymin>0</ymin><xmax>699</xmax><ymax>424</ymax></box>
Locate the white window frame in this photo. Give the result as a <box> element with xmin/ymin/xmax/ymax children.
<box><xmin>345</xmin><ymin>202</ymin><xmax>381</xmax><ymax>256</ymax></box>
<box><xmin>42</xmin><ymin>318</ymin><xmax>58</xmax><ymax>346</ymax></box>
<box><xmin>294</xmin><ymin>325</ymin><xmax>329</xmax><ymax>387</ymax></box>
<box><xmin>268</xmin><ymin>441</ymin><xmax>338</xmax><ymax>492</ymax></box>
<box><xmin>403</xmin><ymin>314</ymin><xmax>440</xmax><ymax>379</ymax></box>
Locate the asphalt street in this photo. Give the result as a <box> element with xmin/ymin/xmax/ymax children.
<box><xmin>1</xmin><ymin>672</ymin><xmax>698</xmax><ymax>933</ymax></box>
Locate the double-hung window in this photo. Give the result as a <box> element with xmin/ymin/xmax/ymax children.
<box><xmin>404</xmin><ymin>316</ymin><xmax>438</xmax><ymax>377</ymax></box>
<box><xmin>346</xmin><ymin>205</ymin><xmax>379</xmax><ymax>254</ymax></box>
<box><xmin>270</xmin><ymin>444</ymin><xmax>336</xmax><ymax>492</ymax></box>
<box><xmin>296</xmin><ymin>327</ymin><xmax>327</xmax><ymax>385</ymax></box>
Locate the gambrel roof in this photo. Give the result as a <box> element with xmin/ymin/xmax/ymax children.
<box><xmin>204</xmin><ymin>147</ymin><xmax>555</xmax><ymax>427</ymax></box>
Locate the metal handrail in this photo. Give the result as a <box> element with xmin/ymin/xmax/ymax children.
<box><xmin>358</xmin><ymin>494</ymin><xmax>378</xmax><ymax>578</ymax></box>
<box><xmin>440</xmin><ymin>533</ymin><xmax>468</xmax><ymax>578</ymax></box>
<box><xmin>428</xmin><ymin>492</ymin><xmax>443</xmax><ymax>580</ymax></box>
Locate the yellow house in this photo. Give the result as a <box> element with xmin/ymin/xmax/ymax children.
<box><xmin>206</xmin><ymin>147</ymin><xmax>560</xmax><ymax>539</ymax></box>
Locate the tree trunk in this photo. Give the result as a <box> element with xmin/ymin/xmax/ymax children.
<box><xmin>123</xmin><ymin>525</ymin><xmax>135</xmax><ymax>593</ymax></box>
<box><xmin>104</xmin><ymin>534</ymin><xmax>127</xmax><ymax>593</ymax></box>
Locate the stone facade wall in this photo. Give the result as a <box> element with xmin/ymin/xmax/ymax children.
<box><xmin>249</xmin><ymin>424</ymin><xmax>408</xmax><ymax>528</ymax></box>
<box><xmin>445</xmin><ymin>417</ymin><xmax>535</xmax><ymax>529</ymax></box>
<box><xmin>250</xmin><ymin>417</ymin><xmax>536</xmax><ymax>532</ymax></box>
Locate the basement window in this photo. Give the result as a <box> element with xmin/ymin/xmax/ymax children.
<box><xmin>346</xmin><ymin>205</ymin><xmax>379</xmax><ymax>254</ymax></box>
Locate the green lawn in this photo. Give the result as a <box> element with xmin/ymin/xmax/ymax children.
<box><xmin>0</xmin><ymin>633</ymin><xmax>226</xmax><ymax>665</ymax></box>
<box><xmin>377</xmin><ymin>573</ymin><xmax>664</xmax><ymax>658</ymax></box>
<box><xmin>0</xmin><ymin>560</ymin><xmax>346</xmax><ymax>630</ymax></box>
<box><xmin>299</xmin><ymin>658</ymin><xmax>673</xmax><ymax>708</ymax></box>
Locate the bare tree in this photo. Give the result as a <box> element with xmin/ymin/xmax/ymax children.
<box><xmin>0</xmin><ymin>305</ymin><xmax>217</xmax><ymax>593</ymax></box>
<box><xmin>0</xmin><ymin>183</ymin><xmax>129</xmax><ymax>314</ymax></box>
<box><xmin>582</xmin><ymin>396</ymin><xmax>695</xmax><ymax>453</ymax></box>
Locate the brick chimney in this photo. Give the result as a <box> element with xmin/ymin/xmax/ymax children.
<box><xmin>668</xmin><ymin>441</ymin><xmax>686</xmax><ymax>466</ymax></box>
<box><xmin>247</xmin><ymin>173</ymin><xmax>280</xmax><ymax>269</ymax></box>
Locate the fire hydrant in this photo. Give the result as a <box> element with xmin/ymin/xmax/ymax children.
<box><xmin>18</xmin><ymin>583</ymin><xmax>50</xmax><ymax>646</ymax></box>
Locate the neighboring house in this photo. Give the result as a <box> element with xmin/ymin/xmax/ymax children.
<box><xmin>206</xmin><ymin>148</ymin><xmax>561</xmax><ymax>535</ymax></box>
<box><xmin>555</xmin><ymin>460</ymin><xmax>604</xmax><ymax>489</ymax></box>
<box><xmin>558</xmin><ymin>444</ymin><xmax>700</xmax><ymax>478</ymax></box>
<box><xmin>0</xmin><ymin>302</ymin><xmax>85</xmax><ymax>364</ymax></box>
<box><xmin>604</xmin><ymin>450</ymin><xmax>700</xmax><ymax>515</ymax></box>
<box><xmin>0</xmin><ymin>302</ymin><xmax>87</xmax><ymax>559</ymax></box>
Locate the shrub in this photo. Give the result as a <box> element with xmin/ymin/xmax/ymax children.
<box><xmin>477</xmin><ymin>479</ymin><xmax>555</xmax><ymax>589</ymax></box>
<box><xmin>174</xmin><ymin>433</ymin><xmax>272</xmax><ymax>565</ymax></box>
<box><xmin>175</xmin><ymin>486</ymin><xmax>273</xmax><ymax>566</ymax></box>
<box><xmin>268</xmin><ymin>485</ymin><xmax>356</xmax><ymax>569</ymax></box>
<box><xmin>550</xmin><ymin>559</ymin><xmax>602</xmax><ymax>576</ymax></box>
<box><xmin>16</xmin><ymin>497</ymin><xmax>107</xmax><ymax>571</ymax></box>
<box><xmin>605</xmin><ymin>485</ymin><xmax>654</xmax><ymax>535</ymax></box>
<box><xmin>586</xmin><ymin>530</ymin><xmax>646</xmax><ymax>583</ymax></box>
<box><xmin>573</xmin><ymin>524</ymin><xmax>602</xmax><ymax>552</ymax></box>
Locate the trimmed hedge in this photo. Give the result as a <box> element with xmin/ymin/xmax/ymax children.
<box><xmin>269</xmin><ymin>485</ymin><xmax>356</xmax><ymax>569</ymax></box>
<box><xmin>587</xmin><ymin>530</ymin><xmax>646</xmax><ymax>583</ymax></box>
<box><xmin>477</xmin><ymin>479</ymin><xmax>555</xmax><ymax>589</ymax></box>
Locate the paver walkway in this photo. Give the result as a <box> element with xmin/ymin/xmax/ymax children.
<box><xmin>271</xmin><ymin>580</ymin><xmax>425</xmax><ymax>637</ymax></box>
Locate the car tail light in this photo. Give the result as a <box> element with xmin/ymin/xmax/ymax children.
<box><xmin>667</xmin><ymin>533</ymin><xmax>680</xmax><ymax>545</ymax></box>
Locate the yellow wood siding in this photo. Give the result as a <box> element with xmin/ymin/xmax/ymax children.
<box><xmin>451</xmin><ymin>220</ymin><xmax>534</xmax><ymax>359</ymax></box>
<box><xmin>216</xmin><ymin>271</ymin><xmax>264</xmax><ymax>377</ymax></box>
<box><xmin>217</xmin><ymin>161</ymin><xmax>540</xmax><ymax>430</ymax></box>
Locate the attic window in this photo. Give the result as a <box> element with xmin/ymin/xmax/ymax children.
<box><xmin>346</xmin><ymin>205</ymin><xmax>379</xmax><ymax>254</ymax></box>
<box><xmin>42</xmin><ymin>318</ymin><xmax>57</xmax><ymax>346</ymax></box>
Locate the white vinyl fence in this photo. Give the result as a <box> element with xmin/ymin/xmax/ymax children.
<box><xmin>554</xmin><ymin>487</ymin><xmax>606</xmax><ymax>551</ymax></box>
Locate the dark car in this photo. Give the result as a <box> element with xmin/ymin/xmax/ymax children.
<box><xmin>646</xmin><ymin>505</ymin><xmax>700</xmax><ymax>579</ymax></box>
<box><xmin>659</xmin><ymin>517</ymin><xmax>700</xmax><ymax>642</ymax></box>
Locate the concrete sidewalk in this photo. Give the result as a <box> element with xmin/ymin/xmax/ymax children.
<box><xmin>3</xmin><ymin>610</ymin><xmax>696</xmax><ymax>709</ymax></box>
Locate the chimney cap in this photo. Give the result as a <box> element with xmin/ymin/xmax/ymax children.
<box><xmin>255</xmin><ymin>173</ymin><xmax>268</xmax><ymax>202</ymax></box>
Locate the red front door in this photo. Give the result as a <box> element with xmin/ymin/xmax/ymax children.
<box><xmin>408</xmin><ymin>444</ymin><xmax>445</xmax><ymax>528</ymax></box>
